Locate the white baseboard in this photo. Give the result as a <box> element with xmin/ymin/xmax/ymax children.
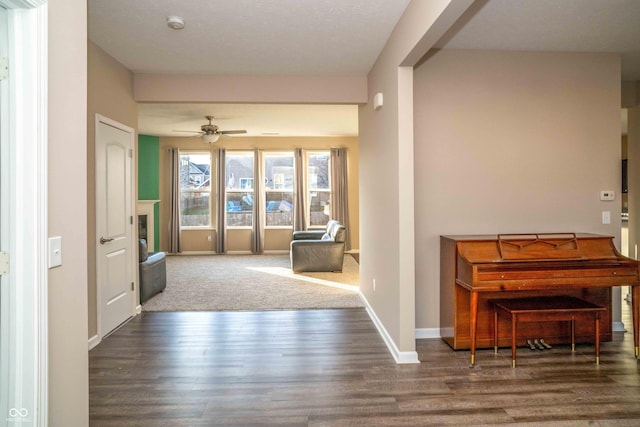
<box><xmin>613</xmin><ymin>321</ymin><xmax>626</xmax><ymax>332</ymax></box>
<box><xmin>415</xmin><ymin>328</ymin><xmax>441</xmax><ymax>339</ymax></box>
<box><xmin>359</xmin><ymin>293</ymin><xmax>420</xmax><ymax>364</ymax></box>
<box><xmin>88</xmin><ymin>334</ymin><xmax>101</xmax><ymax>351</ymax></box>
<box><xmin>136</xmin><ymin>304</ymin><xmax>142</xmax><ymax>315</ymax></box>
<box><xmin>263</xmin><ymin>250</ymin><xmax>289</xmax><ymax>255</ymax></box>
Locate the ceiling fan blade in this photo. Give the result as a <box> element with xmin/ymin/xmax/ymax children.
<box><xmin>172</xmin><ymin>129</ymin><xmax>203</xmax><ymax>134</ymax></box>
<box><xmin>219</xmin><ymin>130</ymin><xmax>247</xmax><ymax>135</ymax></box>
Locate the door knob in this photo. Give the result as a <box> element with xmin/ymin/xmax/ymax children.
<box><xmin>99</xmin><ymin>237</ymin><xmax>114</xmax><ymax>245</ymax></box>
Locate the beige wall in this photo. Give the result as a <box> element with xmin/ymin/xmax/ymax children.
<box><xmin>414</xmin><ymin>50</ymin><xmax>622</xmax><ymax>329</ymax></box>
<box><xmin>157</xmin><ymin>136</ymin><xmax>359</xmax><ymax>253</ymax></box>
<box><xmin>48</xmin><ymin>1</ymin><xmax>88</xmax><ymax>425</ymax></box>
<box><xmin>134</xmin><ymin>74</ymin><xmax>367</xmax><ymax>104</ymax></box>
<box><xmin>358</xmin><ymin>0</ymin><xmax>471</xmax><ymax>356</ymax></box>
<box><xmin>87</xmin><ymin>41</ymin><xmax>138</xmax><ymax>338</ymax></box>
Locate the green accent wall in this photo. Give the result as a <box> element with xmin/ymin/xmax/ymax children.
<box><xmin>138</xmin><ymin>134</ymin><xmax>160</xmax><ymax>251</ymax></box>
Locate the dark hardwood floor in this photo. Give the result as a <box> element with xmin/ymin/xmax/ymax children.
<box><xmin>90</xmin><ymin>303</ymin><xmax>640</xmax><ymax>426</ymax></box>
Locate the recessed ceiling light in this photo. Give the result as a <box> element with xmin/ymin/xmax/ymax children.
<box><xmin>166</xmin><ymin>16</ymin><xmax>185</xmax><ymax>30</ymax></box>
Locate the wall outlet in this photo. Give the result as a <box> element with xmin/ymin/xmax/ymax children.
<box><xmin>600</xmin><ymin>190</ymin><xmax>615</xmax><ymax>201</ymax></box>
<box><xmin>207</xmin><ymin>235</ymin><xmax>212</xmax><ymax>242</ymax></box>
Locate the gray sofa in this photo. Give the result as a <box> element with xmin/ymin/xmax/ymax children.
<box><xmin>139</xmin><ymin>239</ymin><xmax>166</xmax><ymax>304</ymax></box>
<box><xmin>290</xmin><ymin>220</ymin><xmax>346</xmax><ymax>273</ymax></box>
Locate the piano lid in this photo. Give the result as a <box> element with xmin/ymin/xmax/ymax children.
<box><xmin>450</xmin><ymin>233</ymin><xmax>619</xmax><ymax>264</ymax></box>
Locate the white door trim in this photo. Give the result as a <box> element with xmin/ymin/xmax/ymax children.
<box><xmin>0</xmin><ymin>3</ymin><xmax>48</xmax><ymax>425</ymax></box>
<box><xmin>95</xmin><ymin>114</ymin><xmax>137</xmax><ymax>340</ymax></box>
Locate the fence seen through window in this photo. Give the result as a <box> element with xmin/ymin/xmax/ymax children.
<box><xmin>180</xmin><ymin>153</ymin><xmax>211</xmax><ymax>227</ymax></box>
<box><xmin>307</xmin><ymin>152</ymin><xmax>331</xmax><ymax>226</ymax></box>
<box><xmin>226</xmin><ymin>152</ymin><xmax>254</xmax><ymax>227</ymax></box>
<box><xmin>264</xmin><ymin>152</ymin><xmax>294</xmax><ymax>226</ymax></box>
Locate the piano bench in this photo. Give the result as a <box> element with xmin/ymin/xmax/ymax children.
<box><xmin>490</xmin><ymin>296</ymin><xmax>606</xmax><ymax>368</ymax></box>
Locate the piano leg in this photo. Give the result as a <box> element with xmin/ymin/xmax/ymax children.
<box><xmin>470</xmin><ymin>291</ymin><xmax>479</xmax><ymax>367</ymax></box>
<box><xmin>633</xmin><ymin>285</ymin><xmax>640</xmax><ymax>359</ymax></box>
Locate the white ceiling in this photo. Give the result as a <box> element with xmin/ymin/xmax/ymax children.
<box><xmin>88</xmin><ymin>0</ymin><xmax>411</xmax><ymax>76</ymax></box>
<box><xmin>88</xmin><ymin>0</ymin><xmax>640</xmax><ymax>137</ymax></box>
<box><xmin>435</xmin><ymin>0</ymin><xmax>640</xmax><ymax>81</ymax></box>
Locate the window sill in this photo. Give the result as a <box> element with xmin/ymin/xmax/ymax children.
<box><xmin>181</xmin><ymin>227</ymin><xmax>215</xmax><ymax>231</ymax></box>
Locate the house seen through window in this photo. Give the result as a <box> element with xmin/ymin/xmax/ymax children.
<box><xmin>264</xmin><ymin>152</ymin><xmax>294</xmax><ymax>227</ymax></box>
<box><xmin>178</xmin><ymin>150</ymin><xmax>332</xmax><ymax>230</ymax></box>
<box><xmin>307</xmin><ymin>151</ymin><xmax>331</xmax><ymax>227</ymax></box>
<box><xmin>226</xmin><ymin>151</ymin><xmax>254</xmax><ymax>227</ymax></box>
<box><xmin>180</xmin><ymin>153</ymin><xmax>211</xmax><ymax>227</ymax></box>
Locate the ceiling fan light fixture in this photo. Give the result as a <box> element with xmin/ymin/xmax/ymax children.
<box><xmin>201</xmin><ymin>133</ymin><xmax>220</xmax><ymax>143</ymax></box>
<box><xmin>166</xmin><ymin>16</ymin><xmax>185</xmax><ymax>30</ymax></box>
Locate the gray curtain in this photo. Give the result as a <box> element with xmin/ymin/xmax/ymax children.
<box><xmin>168</xmin><ymin>147</ymin><xmax>182</xmax><ymax>253</ymax></box>
<box><xmin>331</xmin><ymin>147</ymin><xmax>350</xmax><ymax>250</ymax></box>
<box><xmin>216</xmin><ymin>148</ymin><xmax>227</xmax><ymax>254</ymax></box>
<box><xmin>293</xmin><ymin>148</ymin><xmax>306</xmax><ymax>231</ymax></box>
<box><xmin>251</xmin><ymin>149</ymin><xmax>264</xmax><ymax>253</ymax></box>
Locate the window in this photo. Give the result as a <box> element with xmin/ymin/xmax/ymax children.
<box><xmin>226</xmin><ymin>151</ymin><xmax>254</xmax><ymax>227</ymax></box>
<box><xmin>306</xmin><ymin>151</ymin><xmax>331</xmax><ymax>227</ymax></box>
<box><xmin>180</xmin><ymin>153</ymin><xmax>211</xmax><ymax>227</ymax></box>
<box><xmin>263</xmin><ymin>152</ymin><xmax>294</xmax><ymax>227</ymax></box>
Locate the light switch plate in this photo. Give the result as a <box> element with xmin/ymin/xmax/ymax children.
<box><xmin>48</xmin><ymin>236</ymin><xmax>62</xmax><ymax>268</ymax></box>
<box><xmin>602</xmin><ymin>211</ymin><xmax>611</xmax><ymax>225</ymax></box>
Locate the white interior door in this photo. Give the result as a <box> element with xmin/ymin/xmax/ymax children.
<box><xmin>96</xmin><ymin>115</ymin><xmax>135</xmax><ymax>337</ymax></box>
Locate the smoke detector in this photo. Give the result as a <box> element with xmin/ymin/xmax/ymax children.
<box><xmin>166</xmin><ymin>16</ymin><xmax>185</xmax><ymax>30</ymax></box>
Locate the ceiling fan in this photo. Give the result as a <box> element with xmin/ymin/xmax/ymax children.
<box><xmin>174</xmin><ymin>115</ymin><xmax>247</xmax><ymax>143</ymax></box>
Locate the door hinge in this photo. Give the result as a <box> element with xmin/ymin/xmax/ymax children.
<box><xmin>0</xmin><ymin>251</ymin><xmax>8</xmax><ymax>275</ymax></box>
<box><xmin>0</xmin><ymin>57</ymin><xmax>8</xmax><ymax>81</ymax></box>
<box><xmin>131</xmin><ymin>282</ymin><xmax>134</xmax><ymax>291</ymax></box>
<box><xmin>130</xmin><ymin>215</ymin><xmax>133</xmax><ymax>225</ymax></box>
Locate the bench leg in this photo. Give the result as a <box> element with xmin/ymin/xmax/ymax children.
<box><xmin>494</xmin><ymin>308</ymin><xmax>498</xmax><ymax>354</ymax></box>
<box><xmin>595</xmin><ymin>314</ymin><xmax>600</xmax><ymax>365</ymax></box>
<box><xmin>511</xmin><ymin>315</ymin><xmax>517</xmax><ymax>368</ymax></box>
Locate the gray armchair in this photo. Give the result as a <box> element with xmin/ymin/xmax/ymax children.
<box><xmin>139</xmin><ymin>239</ymin><xmax>166</xmax><ymax>304</ymax></box>
<box><xmin>290</xmin><ymin>220</ymin><xmax>346</xmax><ymax>273</ymax></box>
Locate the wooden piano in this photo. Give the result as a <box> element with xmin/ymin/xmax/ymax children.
<box><xmin>440</xmin><ymin>233</ymin><xmax>640</xmax><ymax>366</ymax></box>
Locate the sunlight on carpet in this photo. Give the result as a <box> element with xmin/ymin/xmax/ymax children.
<box><xmin>245</xmin><ymin>266</ymin><xmax>359</xmax><ymax>292</ymax></box>
<box><xmin>142</xmin><ymin>254</ymin><xmax>362</xmax><ymax>312</ymax></box>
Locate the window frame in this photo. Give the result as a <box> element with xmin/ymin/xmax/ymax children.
<box><xmin>225</xmin><ymin>150</ymin><xmax>255</xmax><ymax>229</ymax></box>
<box><xmin>305</xmin><ymin>150</ymin><xmax>332</xmax><ymax>229</ymax></box>
<box><xmin>262</xmin><ymin>151</ymin><xmax>295</xmax><ymax>229</ymax></box>
<box><xmin>179</xmin><ymin>151</ymin><xmax>213</xmax><ymax>230</ymax></box>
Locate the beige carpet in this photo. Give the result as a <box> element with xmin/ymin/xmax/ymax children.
<box><xmin>141</xmin><ymin>254</ymin><xmax>363</xmax><ymax>311</ymax></box>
